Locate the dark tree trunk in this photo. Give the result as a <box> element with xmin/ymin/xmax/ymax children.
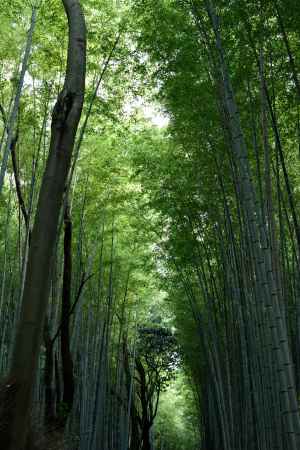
<box><xmin>43</xmin><ymin>317</ymin><xmax>55</xmax><ymax>425</ymax></box>
<box><xmin>141</xmin><ymin>424</ymin><xmax>151</xmax><ymax>450</ymax></box>
<box><xmin>55</xmin><ymin>352</ymin><xmax>61</xmax><ymax>408</ymax></box>
<box><xmin>136</xmin><ymin>358</ymin><xmax>153</xmax><ymax>450</ymax></box>
<box><xmin>5</xmin><ymin>1</ymin><xmax>86</xmax><ymax>448</ymax></box>
<box><xmin>60</xmin><ymin>204</ymin><xmax>74</xmax><ymax>419</ymax></box>
<box><xmin>129</xmin><ymin>408</ymin><xmax>141</xmax><ymax>450</ymax></box>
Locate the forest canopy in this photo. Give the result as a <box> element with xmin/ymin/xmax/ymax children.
<box><xmin>1</xmin><ymin>1</ymin><xmax>300</xmax><ymax>450</ymax></box>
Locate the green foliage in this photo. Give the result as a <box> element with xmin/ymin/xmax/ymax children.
<box><xmin>154</xmin><ymin>373</ymin><xmax>200</xmax><ymax>450</ymax></box>
<box><xmin>3</xmin><ymin>0</ymin><xmax>300</xmax><ymax>448</ymax></box>
<box><xmin>137</xmin><ymin>326</ymin><xmax>179</xmax><ymax>390</ymax></box>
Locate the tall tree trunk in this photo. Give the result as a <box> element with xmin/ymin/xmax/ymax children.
<box><xmin>60</xmin><ymin>203</ymin><xmax>74</xmax><ymax>421</ymax></box>
<box><xmin>5</xmin><ymin>1</ymin><xmax>86</xmax><ymax>449</ymax></box>
<box><xmin>0</xmin><ymin>7</ymin><xmax>37</xmax><ymax>194</ymax></box>
<box><xmin>202</xmin><ymin>1</ymin><xmax>300</xmax><ymax>448</ymax></box>
<box><xmin>136</xmin><ymin>357</ymin><xmax>153</xmax><ymax>450</ymax></box>
<box><xmin>141</xmin><ymin>425</ymin><xmax>152</xmax><ymax>450</ymax></box>
<box><xmin>43</xmin><ymin>317</ymin><xmax>55</xmax><ymax>425</ymax></box>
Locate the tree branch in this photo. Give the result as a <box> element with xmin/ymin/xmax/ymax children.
<box><xmin>51</xmin><ymin>272</ymin><xmax>93</xmax><ymax>345</ymax></box>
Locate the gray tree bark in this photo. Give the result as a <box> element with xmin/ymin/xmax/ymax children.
<box><xmin>0</xmin><ymin>7</ymin><xmax>37</xmax><ymax>194</ymax></box>
<box><xmin>5</xmin><ymin>1</ymin><xmax>86</xmax><ymax>449</ymax></box>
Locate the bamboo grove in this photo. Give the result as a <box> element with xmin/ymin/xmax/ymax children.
<box><xmin>1</xmin><ymin>0</ymin><xmax>300</xmax><ymax>449</ymax></box>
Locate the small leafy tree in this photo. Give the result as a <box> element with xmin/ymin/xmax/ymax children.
<box><xmin>133</xmin><ymin>326</ymin><xmax>179</xmax><ymax>450</ymax></box>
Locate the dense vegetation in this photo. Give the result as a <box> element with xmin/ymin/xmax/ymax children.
<box><xmin>1</xmin><ymin>1</ymin><xmax>300</xmax><ymax>449</ymax></box>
